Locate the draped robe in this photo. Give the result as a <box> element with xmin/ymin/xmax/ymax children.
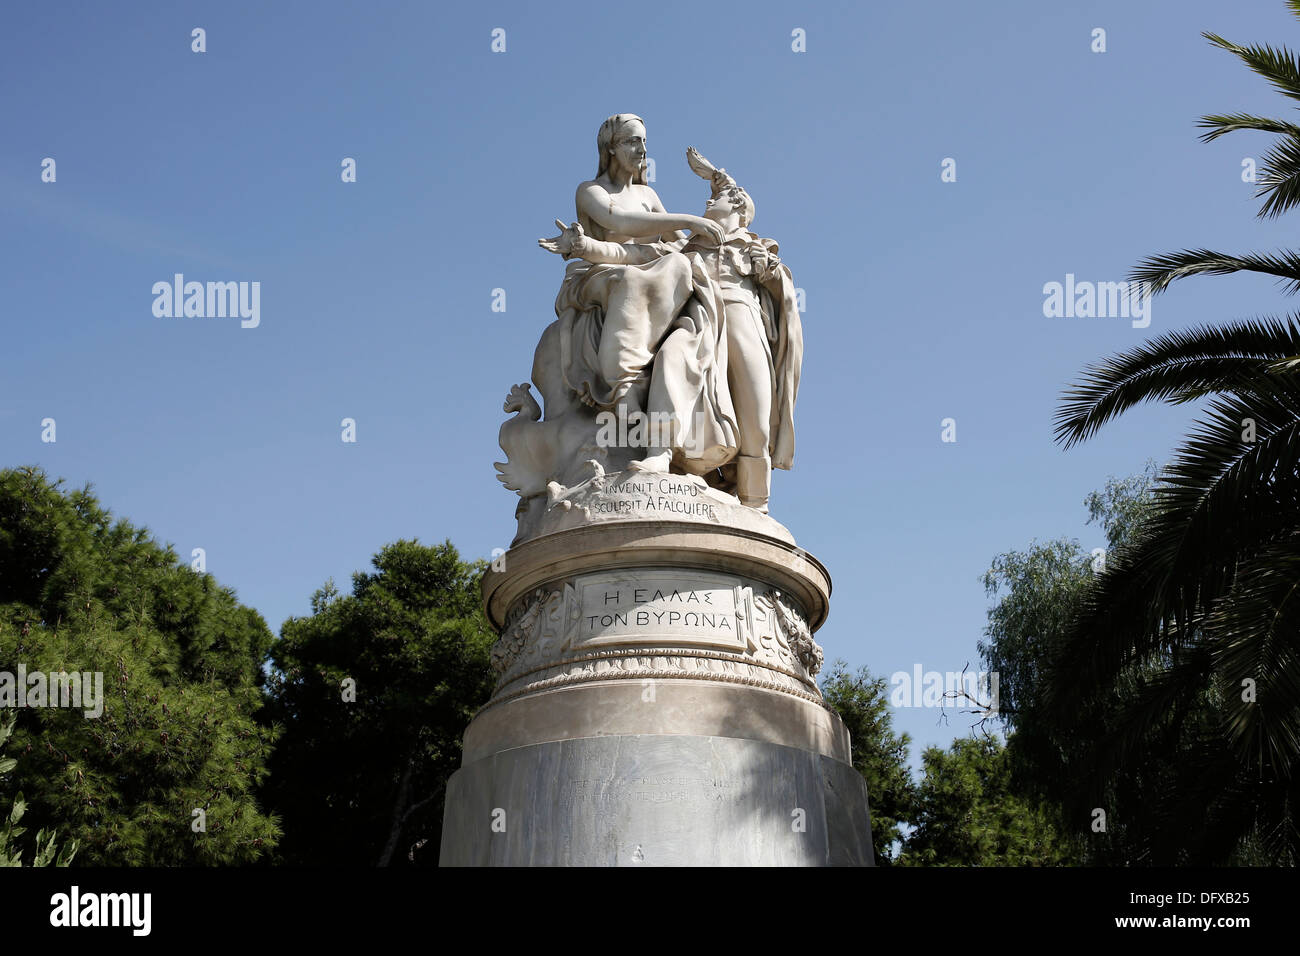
<box><xmin>553</xmin><ymin>229</ymin><xmax>801</xmax><ymax>474</ymax></box>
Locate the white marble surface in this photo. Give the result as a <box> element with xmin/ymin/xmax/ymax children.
<box><xmin>440</xmin><ymin>734</ymin><xmax>874</xmax><ymax>867</ymax></box>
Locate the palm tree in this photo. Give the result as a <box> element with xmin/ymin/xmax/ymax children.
<box><xmin>1048</xmin><ymin>3</ymin><xmax>1300</xmax><ymax>864</ymax></box>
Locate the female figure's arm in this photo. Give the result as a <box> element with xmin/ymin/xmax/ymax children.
<box><xmin>647</xmin><ymin>191</ymin><xmax>688</xmax><ymax>243</ymax></box>
<box><xmin>576</xmin><ymin>183</ymin><xmax>723</xmax><ymax>243</ymax></box>
<box><xmin>538</xmin><ymin>220</ymin><xmax>679</xmax><ymax>265</ymax></box>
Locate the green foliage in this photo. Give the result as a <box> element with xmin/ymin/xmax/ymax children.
<box><xmin>981</xmin><ymin>467</ymin><xmax>1300</xmax><ymax>864</ymax></box>
<box><xmin>899</xmin><ymin>736</ymin><xmax>1071</xmax><ymax>867</ymax></box>
<box><xmin>980</xmin><ymin>539</ymin><xmax>1094</xmax><ymax>728</ymax></box>
<box><xmin>1049</xmin><ymin>1</ymin><xmax>1300</xmax><ymax>865</ymax></box>
<box><xmin>0</xmin><ymin>713</ymin><xmax>78</xmax><ymax>866</ymax></box>
<box><xmin>820</xmin><ymin>662</ymin><xmax>914</xmax><ymax>864</ymax></box>
<box><xmin>0</xmin><ymin>466</ymin><xmax>280</xmax><ymax>864</ymax></box>
<box><xmin>1083</xmin><ymin>468</ymin><xmax>1161</xmax><ymax>553</ymax></box>
<box><xmin>261</xmin><ymin>539</ymin><xmax>495</xmax><ymax>866</ymax></box>
<box><xmin>978</xmin><ymin>469</ymin><xmax>1164</xmax><ymax>863</ymax></box>
<box><xmin>980</xmin><ymin>464</ymin><xmax>1159</xmax><ymax>785</ymax></box>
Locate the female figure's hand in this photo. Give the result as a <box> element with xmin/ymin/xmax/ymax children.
<box><xmin>688</xmin><ymin>217</ymin><xmax>726</xmax><ymax>245</ymax></box>
<box><xmin>538</xmin><ymin>219</ymin><xmax>588</xmax><ymax>258</ymax></box>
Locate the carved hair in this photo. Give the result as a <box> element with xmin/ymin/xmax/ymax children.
<box><xmin>723</xmin><ymin>183</ymin><xmax>756</xmax><ymax>228</ymax></box>
<box><xmin>596</xmin><ymin>113</ymin><xmax>648</xmax><ymax>185</ymax></box>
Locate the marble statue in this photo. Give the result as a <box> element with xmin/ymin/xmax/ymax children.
<box><xmin>496</xmin><ymin>113</ymin><xmax>803</xmax><ymax>537</ymax></box>
<box><xmin>445</xmin><ymin>115</ymin><xmax>872</xmax><ymax>867</ymax></box>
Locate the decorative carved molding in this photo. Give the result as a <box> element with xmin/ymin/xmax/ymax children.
<box><xmin>761</xmin><ymin>588</ymin><xmax>824</xmax><ymax>676</ymax></box>
<box><xmin>497</xmin><ymin>642</ymin><xmax>818</xmax><ymax>694</ymax></box>
<box><xmin>492</xmin><ymin>584</ymin><xmax>575</xmax><ymax>685</ymax></box>
<box><xmin>491</xmin><ymin>587</ymin><xmax>548</xmax><ymax>675</ymax></box>
<box><xmin>485</xmin><ymin>648</ymin><xmax>830</xmax><ymax>713</ymax></box>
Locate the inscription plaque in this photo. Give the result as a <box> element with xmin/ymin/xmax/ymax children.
<box><xmin>574</xmin><ymin>570</ymin><xmax>745</xmax><ymax>651</ymax></box>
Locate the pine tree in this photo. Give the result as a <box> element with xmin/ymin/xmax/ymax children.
<box><xmin>820</xmin><ymin>662</ymin><xmax>915</xmax><ymax>865</ymax></box>
<box><xmin>0</xmin><ymin>713</ymin><xmax>78</xmax><ymax>866</ymax></box>
<box><xmin>261</xmin><ymin>539</ymin><xmax>495</xmax><ymax>866</ymax></box>
<box><xmin>899</xmin><ymin>737</ymin><xmax>1071</xmax><ymax>867</ymax></box>
<box><xmin>0</xmin><ymin>466</ymin><xmax>279</xmax><ymax>864</ymax></box>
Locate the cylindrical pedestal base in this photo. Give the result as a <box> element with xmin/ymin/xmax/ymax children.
<box><xmin>439</xmin><ymin>733</ymin><xmax>874</xmax><ymax>866</ymax></box>
<box><xmin>441</xmin><ymin>473</ymin><xmax>873</xmax><ymax>865</ymax></box>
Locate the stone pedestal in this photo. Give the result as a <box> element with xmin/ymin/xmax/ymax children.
<box><xmin>439</xmin><ymin>470</ymin><xmax>873</xmax><ymax>866</ymax></box>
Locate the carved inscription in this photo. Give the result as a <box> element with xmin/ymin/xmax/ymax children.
<box><xmin>574</xmin><ymin>570</ymin><xmax>745</xmax><ymax>651</ymax></box>
<box><xmin>580</xmin><ymin>476</ymin><xmax>719</xmax><ymax>521</ymax></box>
<box><xmin>561</xmin><ymin>775</ymin><xmax>742</xmax><ymax>811</ymax></box>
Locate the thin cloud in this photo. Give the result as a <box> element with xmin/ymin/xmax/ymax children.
<box><xmin>1</xmin><ymin>176</ymin><xmax>245</xmax><ymax>270</ymax></box>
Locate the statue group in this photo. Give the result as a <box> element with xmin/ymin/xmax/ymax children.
<box><xmin>445</xmin><ymin>115</ymin><xmax>873</xmax><ymax>866</ymax></box>
<box><xmin>496</xmin><ymin>113</ymin><xmax>804</xmax><ymax>539</ymax></box>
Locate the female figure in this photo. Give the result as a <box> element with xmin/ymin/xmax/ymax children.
<box><xmin>548</xmin><ymin>114</ymin><xmax>736</xmax><ymax>474</ymax></box>
<box><xmin>542</xmin><ymin>165</ymin><xmax>802</xmax><ymax>512</ymax></box>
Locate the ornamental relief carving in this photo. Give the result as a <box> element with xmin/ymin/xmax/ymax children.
<box><xmin>758</xmin><ymin>588</ymin><xmax>824</xmax><ymax>677</ymax></box>
<box><xmin>492</xmin><ymin>575</ymin><xmax>823</xmax><ymax>691</ymax></box>
<box><xmin>490</xmin><ymin>649</ymin><xmax>823</xmax><ymax>710</ymax></box>
<box><xmin>491</xmin><ymin>585</ymin><xmax>573</xmax><ymax>680</ymax></box>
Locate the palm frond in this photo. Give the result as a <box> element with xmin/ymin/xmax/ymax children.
<box><xmin>1144</xmin><ymin>745</ymin><xmax>1277</xmax><ymax>864</ymax></box>
<box><xmin>1204</xmin><ymin>32</ymin><xmax>1300</xmax><ymax>104</ymax></box>
<box><xmin>1196</xmin><ymin>113</ymin><xmax>1300</xmax><ymax>145</ymax></box>
<box><xmin>1062</xmin><ymin>644</ymin><xmax>1213</xmax><ymax>795</ymax></box>
<box><xmin>1050</xmin><ymin>386</ymin><xmax>1300</xmax><ymax>712</ymax></box>
<box><xmin>1130</xmin><ymin>384</ymin><xmax>1300</xmax><ymax>627</ymax></box>
<box><xmin>1209</xmin><ymin>538</ymin><xmax>1300</xmax><ymax>774</ymax></box>
<box><xmin>1198</xmin><ymin>113</ymin><xmax>1300</xmax><ymax>142</ymax></box>
<box><xmin>1055</xmin><ymin>316</ymin><xmax>1300</xmax><ymax>448</ymax></box>
<box><xmin>1255</xmin><ymin>134</ymin><xmax>1300</xmax><ymax>219</ymax></box>
<box><xmin>1129</xmin><ymin>249</ymin><xmax>1300</xmax><ymax>296</ymax></box>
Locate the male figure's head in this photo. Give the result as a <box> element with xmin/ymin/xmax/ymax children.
<box><xmin>702</xmin><ymin>181</ymin><xmax>755</xmax><ymax>234</ymax></box>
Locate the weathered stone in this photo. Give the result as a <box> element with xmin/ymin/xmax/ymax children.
<box><xmin>440</xmin><ymin>734</ymin><xmax>873</xmax><ymax>866</ymax></box>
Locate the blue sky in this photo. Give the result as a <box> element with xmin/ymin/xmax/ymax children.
<box><xmin>4</xmin><ymin>0</ymin><xmax>1299</xmax><ymax>765</ymax></box>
